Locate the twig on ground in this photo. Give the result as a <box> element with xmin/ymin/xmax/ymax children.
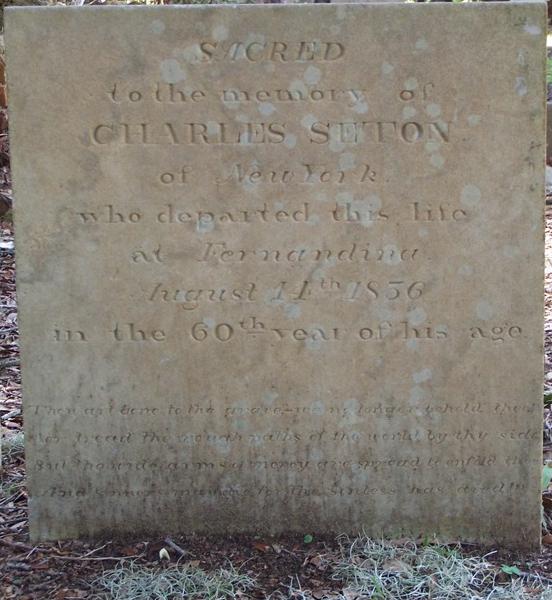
<box><xmin>164</xmin><ymin>536</ymin><xmax>188</xmax><ymax>557</ymax></box>
<box><xmin>50</xmin><ymin>551</ymin><xmax>147</xmax><ymax>562</ymax></box>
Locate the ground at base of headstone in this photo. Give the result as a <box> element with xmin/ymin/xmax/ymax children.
<box><xmin>2</xmin><ymin>473</ymin><xmax>552</xmax><ymax>600</ymax></box>
<box><xmin>2</xmin><ymin>491</ymin><xmax>552</xmax><ymax>600</ymax></box>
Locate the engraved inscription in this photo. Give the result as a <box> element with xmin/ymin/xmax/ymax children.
<box><xmin>8</xmin><ymin>4</ymin><xmax>544</xmax><ymax>545</ymax></box>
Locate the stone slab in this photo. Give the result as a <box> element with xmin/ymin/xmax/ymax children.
<box><xmin>547</xmin><ymin>101</ymin><xmax>552</xmax><ymax>163</ymax></box>
<box><xmin>5</xmin><ymin>3</ymin><xmax>546</xmax><ymax>547</ymax></box>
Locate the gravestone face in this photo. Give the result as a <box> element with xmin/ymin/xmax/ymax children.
<box><xmin>6</xmin><ymin>3</ymin><xmax>546</xmax><ymax>547</ymax></box>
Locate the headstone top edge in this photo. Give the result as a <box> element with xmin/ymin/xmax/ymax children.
<box><xmin>3</xmin><ymin>0</ymin><xmax>547</xmax><ymax>12</ymax></box>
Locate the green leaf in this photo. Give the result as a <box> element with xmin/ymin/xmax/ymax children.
<box><xmin>542</xmin><ymin>465</ymin><xmax>552</xmax><ymax>492</ymax></box>
<box><xmin>544</xmin><ymin>393</ymin><xmax>552</xmax><ymax>406</ymax></box>
<box><xmin>501</xmin><ymin>565</ymin><xmax>522</xmax><ymax>577</ymax></box>
<box><xmin>303</xmin><ymin>534</ymin><xmax>313</xmax><ymax>544</ymax></box>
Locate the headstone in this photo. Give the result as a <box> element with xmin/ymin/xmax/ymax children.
<box><xmin>6</xmin><ymin>3</ymin><xmax>546</xmax><ymax>547</ymax></box>
<box><xmin>547</xmin><ymin>101</ymin><xmax>552</xmax><ymax>164</ymax></box>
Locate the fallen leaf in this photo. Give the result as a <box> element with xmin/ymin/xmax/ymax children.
<box><xmin>184</xmin><ymin>559</ymin><xmax>200</xmax><ymax>568</ymax></box>
<box><xmin>382</xmin><ymin>559</ymin><xmax>412</xmax><ymax>574</ymax></box>
<box><xmin>309</xmin><ymin>554</ymin><xmax>328</xmax><ymax>570</ymax></box>
<box><xmin>252</xmin><ymin>541</ymin><xmax>270</xmax><ymax>552</ymax></box>
<box><xmin>120</xmin><ymin>545</ymin><xmax>140</xmax><ymax>556</ymax></box>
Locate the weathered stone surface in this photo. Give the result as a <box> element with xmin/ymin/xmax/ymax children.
<box><xmin>6</xmin><ymin>3</ymin><xmax>546</xmax><ymax>547</ymax></box>
<box><xmin>547</xmin><ymin>101</ymin><xmax>552</xmax><ymax>163</ymax></box>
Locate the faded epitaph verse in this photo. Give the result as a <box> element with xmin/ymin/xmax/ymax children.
<box><xmin>5</xmin><ymin>3</ymin><xmax>546</xmax><ymax>546</ymax></box>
